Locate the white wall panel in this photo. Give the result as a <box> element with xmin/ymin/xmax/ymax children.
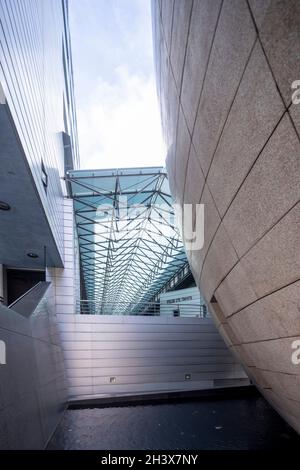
<box><xmin>58</xmin><ymin>314</ymin><xmax>249</xmax><ymax>399</ymax></box>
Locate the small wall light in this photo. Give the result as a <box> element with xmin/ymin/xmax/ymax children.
<box><xmin>27</xmin><ymin>252</ymin><xmax>39</xmax><ymax>259</ymax></box>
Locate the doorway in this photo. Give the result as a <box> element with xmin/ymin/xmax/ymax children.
<box><xmin>6</xmin><ymin>268</ymin><xmax>45</xmax><ymax>306</ymax></box>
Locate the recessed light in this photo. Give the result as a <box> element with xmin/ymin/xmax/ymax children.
<box><xmin>27</xmin><ymin>252</ymin><xmax>39</xmax><ymax>259</ymax></box>
<box><xmin>0</xmin><ymin>201</ymin><xmax>10</xmax><ymax>211</ymax></box>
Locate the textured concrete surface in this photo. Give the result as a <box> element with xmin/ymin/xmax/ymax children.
<box><xmin>181</xmin><ymin>0</ymin><xmax>222</xmax><ymax>133</ymax></box>
<box><xmin>170</xmin><ymin>0</ymin><xmax>193</xmax><ymax>90</ymax></box>
<box><xmin>152</xmin><ymin>0</ymin><xmax>300</xmax><ymax>433</ymax></box>
<box><xmin>289</xmin><ymin>104</ymin><xmax>300</xmax><ymax>137</ymax></box>
<box><xmin>249</xmin><ymin>0</ymin><xmax>300</xmax><ymax>105</ymax></box>
<box><xmin>184</xmin><ymin>145</ymin><xmax>205</xmax><ymax>205</ymax></box>
<box><xmin>175</xmin><ymin>108</ymin><xmax>191</xmax><ymax>201</ymax></box>
<box><xmin>223</xmin><ymin>115</ymin><xmax>300</xmax><ymax>257</ymax></box>
<box><xmin>207</xmin><ymin>41</ymin><xmax>285</xmax><ymax>218</ymax></box>
<box><xmin>192</xmin><ymin>0</ymin><xmax>256</xmax><ymax>177</ymax></box>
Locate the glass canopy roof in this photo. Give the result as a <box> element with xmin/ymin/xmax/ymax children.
<box><xmin>67</xmin><ymin>167</ymin><xmax>187</xmax><ymax>314</ymax></box>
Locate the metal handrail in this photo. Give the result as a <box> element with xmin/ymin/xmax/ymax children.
<box><xmin>76</xmin><ymin>300</ymin><xmax>208</xmax><ymax>318</ymax></box>
<box><xmin>8</xmin><ymin>281</ymin><xmax>44</xmax><ymax>309</ymax></box>
<box><xmin>8</xmin><ymin>281</ymin><xmax>50</xmax><ymax>318</ymax></box>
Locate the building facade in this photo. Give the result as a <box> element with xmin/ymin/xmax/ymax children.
<box><xmin>0</xmin><ymin>0</ymin><xmax>80</xmax><ymax>308</ymax></box>
<box><xmin>152</xmin><ymin>0</ymin><xmax>300</xmax><ymax>432</ymax></box>
<box><xmin>0</xmin><ymin>0</ymin><xmax>79</xmax><ymax>448</ymax></box>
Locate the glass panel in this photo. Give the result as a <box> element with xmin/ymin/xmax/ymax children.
<box><xmin>68</xmin><ymin>167</ymin><xmax>187</xmax><ymax>313</ymax></box>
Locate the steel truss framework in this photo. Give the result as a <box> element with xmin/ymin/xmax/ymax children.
<box><xmin>67</xmin><ymin>167</ymin><xmax>187</xmax><ymax>314</ymax></box>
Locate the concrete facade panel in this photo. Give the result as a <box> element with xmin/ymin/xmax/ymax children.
<box><xmin>249</xmin><ymin>0</ymin><xmax>300</xmax><ymax>105</ymax></box>
<box><xmin>207</xmin><ymin>41</ymin><xmax>285</xmax><ymax>217</ymax></box>
<box><xmin>215</xmin><ymin>262</ymin><xmax>258</xmax><ymax>318</ymax></box>
<box><xmin>152</xmin><ymin>0</ymin><xmax>300</xmax><ymax>432</ymax></box>
<box><xmin>181</xmin><ymin>0</ymin><xmax>222</xmax><ymax>133</ymax></box>
<box><xmin>192</xmin><ymin>0</ymin><xmax>256</xmax><ymax>176</ymax></box>
<box><xmin>241</xmin><ymin>203</ymin><xmax>300</xmax><ymax>298</ymax></box>
<box><xmin>227</xmin><ymin>281</ymin><xmax>300</xmax><ymax>343</ymax></box>
<box><xmin>170</xmin><ymin>0</ymin><xmax>193</xmax><ymax>91</ymax></box>
<box><xmin>223</xmin><ymin>114</ymin><xmax>300</xmax><ymax>257</ymax></box>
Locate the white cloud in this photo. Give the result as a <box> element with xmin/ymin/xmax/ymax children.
<box><xmin>69</xmin><ymin>0</ymin><xmax>165</xmax><ymax>170</ymax></box>
<box><xmin>77</xmin><ymin>65</ymin><xmax>165</xmax><ymax>169</ymax></box>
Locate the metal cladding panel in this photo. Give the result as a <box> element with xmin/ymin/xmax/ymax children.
<box><xmin>0</xmin><ymin>0</ymin><xmax>79</xmax><ymax>262</ymax></box>
<box><xmin>58</xmin><ymin>314</ymin><xmax>249</xmax><ymax>399</ymax></box>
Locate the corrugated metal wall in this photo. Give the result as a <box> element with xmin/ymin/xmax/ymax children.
<box><xmin>57</xmin><ymin>314</ymin><xmax>249</xmax><ymax>399</ymax></box>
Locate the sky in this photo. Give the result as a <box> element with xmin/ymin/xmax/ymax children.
<box><xmin>69</xmin><ymin>0</ymin><xmax>165</xmax><ymax>170</ymax></box>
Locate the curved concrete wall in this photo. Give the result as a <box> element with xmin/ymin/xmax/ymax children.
<box><xmin>152</xmin><ymin>0</ymin><xmax>300</xmax><ymax>432</ymax></box>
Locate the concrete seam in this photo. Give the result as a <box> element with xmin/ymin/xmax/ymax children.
<box><xmin>225</xmin><ymin>277</ymin><xmax>300</xmax><ymax>321</ymax></box>
<box><xmin>182</xmin><ymin>0</ymin><xmax>224</xmax><ymax>204</ymax></box>
<box><xmin>210</xmin><ymin>197</ymin><xmax>300</xmax><ymax>301</ymax></box>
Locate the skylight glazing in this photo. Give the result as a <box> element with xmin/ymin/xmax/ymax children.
<box><xmin>67</xmin><ymin>167</ymin><xmax>187</xmax><ymax>314</ymax></box>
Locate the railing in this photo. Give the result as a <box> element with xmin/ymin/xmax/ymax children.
<box><xmin>8</xmin><ymin>281</ymin><xmax>50</xmax><ymax>318</ymax></box>
<box><xmin>76</xmin><ymin>300</ymin><xmax>208</xmax><ymax>318</ymax></box>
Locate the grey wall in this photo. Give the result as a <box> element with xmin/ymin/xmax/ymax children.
<box><xmin>58</xmin><ymin>314</ymin><xmax>249</xmax><ymax>399</ymax></box>
<box><xmin>0</xmin><ymin>100</ymin><xmax>64</xmax><ymax>268</ymax></box>
<box><xmin>152</xmin><ymin>0</ymin><xmax>300</xmax><ymax>432</ymax></box>
<box><xmin>46</xmin><ymin>198</ymin><xmax>81</xmax><ymax>316</ymax></box>
<box><xmin>0</xmin><ymin>285</ymin><xmax>67</xmax><ymax>449</ymax></box>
